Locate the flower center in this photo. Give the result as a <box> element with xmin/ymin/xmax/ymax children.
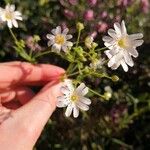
<box><xmin>5</xmin><ymin>12</ymin><xmax>13</xmax><ymax>20</ymax></box>
<box><xmin>71</xmin><ymin>94</ymin><xmax>78</xmax><ymax>102</ymax></box>
<box><xmin>118</xmin><ymin>38</ymin><xmax>127</xmax><ymax>48</ymax></box>
<box><xmin>55</xmin><ymin>34</ymin><xmax>65</xmax><ymax>45</ymax></box>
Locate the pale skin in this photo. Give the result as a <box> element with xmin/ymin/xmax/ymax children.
<box><xmin>0</xmin><ymin>61</ymin><xmax>65</xmax><ymax>150</ymax></box>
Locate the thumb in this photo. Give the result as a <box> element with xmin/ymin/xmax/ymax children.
<box><xmin>11</xmin><ymin>81</ymin><xmax>62</xmax><ymax>148</ymax></box>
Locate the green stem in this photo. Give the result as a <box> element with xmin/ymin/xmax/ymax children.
<box><xmin>76</xmin><ymin>30</ymin><xmax>81</xmax><ymax>47</ymax></box>
<box><xmin>34</xmin><ymin>50</ymin><xmax>52</xmax><ymax>58</ymax></box>
<box><xmin>9</xmin><ymin>28</ymin><xmax>18</xmax><ymax>42</ymax></box>
<box><xmin>67</xmin><ymin>68</ymin><xmax>85</xmax><ymax>77</ymax></box>
<box><xmin>89</xmin><ymin>88</ymin><xmax>105</xmax><ymax>99</ymax></box>
<box><xmin>95</xmin><ymin>47</ymin><xmax>107</xmax><ymax>52</ymax></box>
<box><xmin>91</xmin><ymin>72</ymin><xmax>112</xmax><ymax>80</ymax></box>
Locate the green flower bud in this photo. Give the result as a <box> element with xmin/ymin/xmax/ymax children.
<box><xmin>84</xmin><ymin>66</ymin><xmax>90</xmax><ymax>73</ymax></box>
<box><xmin>76</xmin><ymin>22</ymin><xmax>84</xmax><ymax>31</ymax></box>
<box><xmin>104</xmin><ymin>92</ymin><xmax>112</xmax><ymax>100</ymax></box>
<box><xmin>111</xmin><ymin>75</ymin><xmax>119</xmax><ymax>82</ymax></box>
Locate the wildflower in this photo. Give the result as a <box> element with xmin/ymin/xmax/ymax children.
<box><xmin>57</xmin><ymin>79</ymin><xmax>91</xmax><ymax>118</ymax></box>
<box><xmin>46</xmin><ymin>26</ymin><xmax>73</xmax><ymax>53</ymax></box>
<box><xmin>0</xmin><ymin>4</ymin><xmax>22</xmax><ymax>28</ymax></box>
<box><xmin>103</xmin><ymin>20</ymin><xmax>143</xmax><ymax>72</ymax></box>
<box><xmin>83</xmin><ymin>9</ymin><xmax>94</xmax><ymax>21</ymax></box>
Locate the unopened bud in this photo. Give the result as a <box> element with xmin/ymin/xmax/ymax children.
<box><xmin>104</xmin><ymin>92</ymin><xmax>112</xmax><ymax>100</ymax></box>
<box><xmin>76</xmin><ymin>22</ymin><xmax>84</xmax><ymax>31</ymax></box>
<box><xmin>84</xmin><ymin>9</ymin><xmax>94</xmax><ymax>21</ymax></box>
<box><xmin>85</xmin><ymin>36</ymin><xmax>93</xmax><ymax>49</ymax></box>
<box><xmin>111</xmin><ymin>75</ymin><xmax>119</xmax><ymax>82</ymax></box>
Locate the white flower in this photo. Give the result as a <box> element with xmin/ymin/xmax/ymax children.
<box><xmin>102</xmin><ymin>20</ymin><xmax>144</xmax><ymax>72</ymax></box>
<box><xmin>0</xmin><ymin>4</ymin><xmax>22</xmax><ymax>28</ymax></box>
<box><xmin>46</xmin><ymin>26</ymin><xmax>73</xmax><ymax>53</ymax></box>
<box><xmin>57</xmin><ymin>79</ymin><xmax>91</xmax><ymax>118</ymax></box>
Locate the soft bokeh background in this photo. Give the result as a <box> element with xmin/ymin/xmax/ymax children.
<box><xmin>0</xmin><ymin>0</ymin><xmax>150</xmax><ymax>149</ymax></box>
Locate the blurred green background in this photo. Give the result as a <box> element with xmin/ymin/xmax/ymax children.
<box><xmin>0</xmin><ymin>0</ymin><xmax>150</xmax><ymax>149</ymax></box>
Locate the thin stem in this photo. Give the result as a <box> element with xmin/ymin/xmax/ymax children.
<box><xmin>34</xmin><ymin>50</ymin><xmax>52</xmax><ymax>58</ymax></box>
<box><xmin>9</xmin><ymin>28</ymin><xmax>18</xmax><ymax>42</ymax></box>
<box><xmin>76</xmin><ymin>30</ymin><xmax>81</xmax><ymax>47</ymax></box>
<box><xmin>91</xmin><ymin>72</ymin><xmax>112</xmax><ymax>80</ymax></box>
<box><xmin>95</xmin><ymin>47</ymin><xmax>107</xmax><ymax>52</ymax></box>
<box><xmin>89</xmin><ymin>88</ymin><xmax>105</xmax><ymax>99</ymax></box>
<box><xmin>67</xmin><ymin>68</ymin><xmax>85</xmax><ymax>77</ymax></box>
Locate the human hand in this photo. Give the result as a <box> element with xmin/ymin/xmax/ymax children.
<box><xmin>0</xmin><ymin>61</ymin><xmax>65</xmax><ymax>150</ymax></box>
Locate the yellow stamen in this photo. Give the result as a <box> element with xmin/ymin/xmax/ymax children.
<box><xmin>71</xmin><ymin>95</ymin><xmax>78</xmax><ymax>102</ymax></box>
<box><xmin>5</xmin><ymin>12</ymin><xmax>12</xmax><ymax>20</ymax></box>
<box><xmin>118</xmin><ymin>38</ymin><xmax>127</xmax><ymax>48</ymax></box>
<box><xmin>55</xmin><ymin>34</ymin><xmax>65</xmax><ymax>45</ymax></box>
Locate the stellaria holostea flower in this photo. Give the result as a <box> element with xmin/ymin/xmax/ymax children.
<box><xmin>46</xmin><ymin>26</ymin><xmax>73</xmax><ymax>53</ymax></box>
<box><xmin>0</xmin><ymin>4</ymin><xmax>22</xmax><ymax>28</ymax></box>
<box><xmin>103</xmin><ymin>20</ymin><xmax>144</xmax><ymax>72</ymax></box>
<box><xmin>57</xmin><ymin>79</ymin><xmax>91</xmax><ymax>118</ymax></box>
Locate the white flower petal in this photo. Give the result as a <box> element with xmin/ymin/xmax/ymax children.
<box><xmin>64</xmin><ymin>79</ymin><xmax>74</xmax><ymax>91</ymax></box>
<box><xmin>80</xmin><ymin>97</ymin><xmax>91</xmax><ymax>105</ymax></box>
<box><xmin>14</xmin><ymin>11</ymin><xmax>22</xmax><ymax>16</ymax></box>
<box><xmin>60</xmin><ymin>86</ymin><xmax>70</xmax><ymax>94</ymax></box>
<box><xmin>48</xmin><ymin>40</ymin><xmax>55</xmax><ymax>46</ymax></box>
<box><xmin>12</xmin><ymin>19</ymin><xmax>18</xmax><ymax>28</ymax></box>
<box><xmin>127</xmin><ymin>47</ymin><xmax>139</xmax><ymax>58</ymax></box>
<box><xmin>105</xmin><ymin>50</ymin><xmax>113</xmax><ymax>59</ymax></box>
<box><xmin>66</xmin><ymin>41</ymin><xmax>73</xmax><ymax>47</ymax></box>
<box><xmin>62</xmin><ymin>28</ymin><xmax>69</xmax><ymax>35</ymax></box>
<box><xmin>111</xmin><ymin>60</ymin><xmax>121</xmax><ymax>70</ymax></box>
<box><xmin>66</xmin><ymin>34</ymin><xmax>72</xmax><ymax>40</ymax></box>
<box><xmin>132</xmin><ymin>40</ymin><xmax>144</xmax><ymax>47</ymax></box>
<box><xmin>7</xmin><ymin>20</ymin><xmax>12</xmax><ymax>28</ymax></box>
<box><xmin>76</xmin><ymin>83</ymin><xmax>89</xmax><ymax>96</ymax></box>
<box><xmin>10</xmin><ymin>4</ymin><xmax>15</xmax><ymax>11</ymax></box>
<box><xmin>73</xmin><ymin>105</ymin><xmax>79</xmax><ymax>118</ymax></box>
<box><xmin>121</xmin><ymin>60</ymin><xmax>128</xmax><ymax>72</ymax></box>
<box><xmin>108</xmin><ymin>29</ymin><xmax>118</xmax><ymax>39</ymax></box>
<box><xmin>121</xmin><ymin>20</ymin><xmax>127</xmax><ymax>35</ymax></box>
<box><xmin>114</xmin><ymin>22</ymin><xmax>122</xmax><ymax>36</ymax></box>
<box><xmin>108</xmin><ymin>52</ymin><xmax>123</xmax><ymax>67</ymax></box>
<box><xmin>62</xmin><ymin>45</ymin><xmax>68</xmax><ymax>52</ymax></box>
<box><xmin>52</xmin><ymin>44</ymin><xmax>61</xmax><ymax>52</ymax></box>
<box><xmin>53</xmin><ymin>26</ymin><xmax>61</xmax><ymax>35</ymax></box>
<box><xmin>102</xmin><ymin>36</ymin><xmax>113</xmax><ymax>42</ymax></box>
<box><xmin>124</xmin><ymin>51</ymin><xmax>134</xmax><ymax>67</ymax></box>
<box><xmin>65</xmin><ymin>104</ymin><xmax>73</xmax><ymax>117</ymax></box>
<box><xmin>46</xmin><ymin>34</ymin><xmax>55</xmax><ymax>40</ymax></box>
<box><xmin>56</xmin><ymin>96</ymin><xmax>67</xmax><ymax>108</ymax></box>
<box><xmin>76</xmin><ymin>101</ymin><xmax>89</xmax><ymax>111</ymax></box>
<box><xmin>129</xmin><ymin>33</ymin><xmax>143</xmax><ymax>40</ymax></box>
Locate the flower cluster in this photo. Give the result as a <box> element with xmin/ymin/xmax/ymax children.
<box><xmin>0</xmin><ymin>3</ymin><xmax>144</xmax><ymax>118</ymax></box>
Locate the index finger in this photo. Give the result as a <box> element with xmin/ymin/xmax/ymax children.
<box><xmin>0</xmin><ymin>61</ymin><xmax>65</xmax><ymax>89</ymax></box>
